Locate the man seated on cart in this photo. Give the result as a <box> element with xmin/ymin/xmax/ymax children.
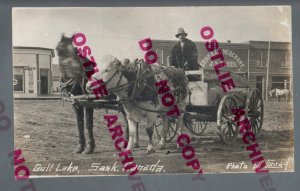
<box><xmin>171</xmin><ymin>28</ymin><xmax>200</xmax><ymax>71</ymax></box>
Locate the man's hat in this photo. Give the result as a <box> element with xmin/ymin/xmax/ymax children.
<box><xmin>175</xmin><ymin>28</ymin><xmax>188</xmax><ymax>38</ymax></box>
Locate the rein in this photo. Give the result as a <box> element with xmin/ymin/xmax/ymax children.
<box><xmin>59</xmin><ymin>55</ymin><xmax>88</xmax><ymax>98</ymax></box>
<box><xmin>102</xmin><ymin>62</ymin><xmax>187</xmax><ymax>114</ymax></box>
<box><xmin>130</xmin><ymin>101</ymin><xmax>186</xmax><ymax>115</ymax></box>
<box><xmin>104</xmin><ymin>62</ymin><xmax>168</xmax><ymax>104</ymax></box>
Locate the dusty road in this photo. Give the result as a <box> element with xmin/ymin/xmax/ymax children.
<box><xmin>14</xmin><ymin>99</ymin><xmax>294</xmax><ymax>176</ymax></box>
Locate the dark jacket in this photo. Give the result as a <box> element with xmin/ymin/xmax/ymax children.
<box><xmin>171</xmin><ymin>38</ymin><xmax>199</xmax><ymax>70</ymax></box>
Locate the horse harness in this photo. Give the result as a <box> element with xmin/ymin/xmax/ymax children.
<box><xmin>102</xmin><ymin>59</ymin><xmax>188</xmax><ymax>114</ymax></box>
<box><xmin>60</xmin><ymin>56</ymin><xmax>185</xmax><ymax>114</ymax></box>
<box><xmin>103</xmin><ymin>59</ymin><xmax>162</xmax><ymax>104</ymax></box>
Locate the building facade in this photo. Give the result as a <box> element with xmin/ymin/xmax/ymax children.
<box><xmin>51</xmin><ymin>64</ymin><xmax>61</xmax><ymax>94</ymax></box>
<box><xmin>13</xmin><ymin>46</ymin><xmax>55</xmax><ymax>97</ymax></box>
<box><xmin>151</xmin><ymin>40</ymin><xmax>292</xmax><ymax>101</ymax></box>
<box><xmin>248</xmin><ymin>41</ymin><xmax>292</xmax><ymax>100</ymax></box>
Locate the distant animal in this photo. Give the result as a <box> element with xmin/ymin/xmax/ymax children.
<box><xmin>87</xmin><ymin>55</ymin><xmax>189</xmax><ymax>154</ymax></box>
<box><xmin>269</xmin><ymin>88</ymin><xmax>290</xmax><ymax>102</ymax></box>
<box><xmin>13</xmin><ymin>79</ymin><xmax>18</xmax><ymax>86</ymax></box>
<box><xmin>56</xmin><ymin>34</ymin><xmax>96</xmax><ymax>154</ymax></box>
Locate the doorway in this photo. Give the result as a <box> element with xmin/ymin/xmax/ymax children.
<box><xmin>256</xmin><ymin>76</ymin><xmax>265</xmax><ymax>100</ymax></box>
<box><xmin>40</xmin><ymin>69</ymin><xmax>49</xmax><ymax>95</ymax></box>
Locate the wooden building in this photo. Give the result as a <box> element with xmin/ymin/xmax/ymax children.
<box><xmin>51</xmin><ymin>64</ymin><xmax>61</xmax><ymax>94</ymax></box>
<box><xmin>13</xmin><ymin>46</ymin><xmax>55</xmax><ymax>97</ymax></box>
<box><xmin>248</xmin><ymin>41</ymin><xmax>292</xmax><ymax>100</ymax></box>
<box><xmin>151</xmin><ymin>40</ymin><xmax>292</xmax><ymax>100</ymax></box>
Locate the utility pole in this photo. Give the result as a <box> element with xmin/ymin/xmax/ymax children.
<box><xmin>247</xmin><ymin>48</ymin><xmax>250</xmax><ymax>80</ymax></box>
<box><xmin>266</xmin><ymin>41</ymin><xmax>271</xmax><ymax>101</ymax></box>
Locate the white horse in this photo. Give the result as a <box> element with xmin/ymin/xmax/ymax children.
<box><xmin>269</xmin><ymin>88</ymin><xmax>290</xmax><ymax>102</ymax></box>
<box><xmin>87</xmin><ymin>55</ymin><xmax>189</xmax><ymax>154</ymax></box>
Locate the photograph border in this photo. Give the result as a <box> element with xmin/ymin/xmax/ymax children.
<box><xmin>1</xmin><ymin>0</ymin><xmax>299</xmax><ymax>191</ymax></box>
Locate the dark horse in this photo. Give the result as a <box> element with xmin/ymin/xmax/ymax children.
<box><xmin>56</xmin><ymin>35</ymin><xmax>96</xmax><ymax>154</ymax></box>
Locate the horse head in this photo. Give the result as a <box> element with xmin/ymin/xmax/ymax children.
<box><xmin>56</xmin><ymin>34</ymin><xmax>84</xmax><ymax>79</ymax></box>
<box><xmin>86</xmin><ymin>55</ymin><xmax>129</xmax><ymax>98</ymax></box>
<box><xmin>269</xmin><ymin>89</ymin><xmax>275</xmax><ymax>97</ymax></box>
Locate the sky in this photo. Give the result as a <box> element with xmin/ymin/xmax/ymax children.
<box><xmin>13</xmin><ymin>6</ymin><xmax>291</xmax><ymax>65</ymax></box>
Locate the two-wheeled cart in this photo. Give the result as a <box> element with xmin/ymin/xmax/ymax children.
<box><xmin>154</xmin><ymin>70</ymin><xmax>264</xmax><ymax>145</ymax></box>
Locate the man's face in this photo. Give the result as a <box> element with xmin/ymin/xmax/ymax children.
<box><xmin>178</xmin><ymin>34</ymin><xmax>186</xmax><ymax>42</ymax></box>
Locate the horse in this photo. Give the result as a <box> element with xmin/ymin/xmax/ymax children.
<box><xmin>56</xmin><ymin>35</ymin><xmax>96</xmax><ymax>154</ymax></box>
<box><xmin>269</xmin><ymin>88</ymin><xmax>290</xmax><ymax>102</ymax></box>
<box><xmin>86</xmin><ymin>55</ymin><xmax>189</xmax><ymax>154</ymax></box>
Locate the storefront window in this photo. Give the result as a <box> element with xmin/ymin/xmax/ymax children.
<box><xmin>272</xmin><ymin>76</ymin><xmax>290</xmax><ymax>89</ymax></box>
<box><xmin>155</xmin><ymin>49</ymin><xmax>164</xmax><ymax>65</ymax></box>
<box><xmin>13</xmin><ymin>67</ymin><xmax>24</xmax><ymax>92</ymax></box>
<box><xmin>280</xmin><ymin>52</ymin><xmax>291</xmax><ymax>67</ymax></box>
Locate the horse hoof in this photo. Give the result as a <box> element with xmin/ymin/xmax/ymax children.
<box><xmin>157</xmin><ymin>144</ymin><xmax>166</xmax><ymax>150</ymax></box>
<box><xmin>83</xmin><ymin>149</ymin><xmax>94</xmax><ymax>154</ymax></box>
<box><xmin>74</xmin><ymin>144</ymin><xmax>85</xmax><ymax>154</ymax></box>
<box><xmin>82</xmin><ymin>143</ymin><xmax>95</xmax><ymax>154</ymax></box>
<box><xmin>134</xmin><ymin>143</ymin><xmax>139</xmax><ymax>148</ymax></box>
<box><xmin>146</xmin><ymin>149</ymin><xmax>155</xmax><ymax>155</ymax></box>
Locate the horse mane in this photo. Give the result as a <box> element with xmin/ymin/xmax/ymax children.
<box><xmin>56</xmin><ymin>35</ymin><xmax>85</xmax><ymax>80</ymax></box>
<box><xmin>121</xmin><ymin>59</ymin><xmax>140</xmax><ymax>82</ymax></box>
<box><xmin>120</xmin><ymin>59</ymin><xmax>158</xmax><ymax>103</ymax></box>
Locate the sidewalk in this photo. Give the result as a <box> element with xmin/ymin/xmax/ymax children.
<box><xmin>14</xmin><ymin>93</ymin><xmax>61</xmax><ymax>100</ymax></box>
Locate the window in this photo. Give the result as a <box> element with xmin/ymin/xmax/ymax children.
<box><xmin>167</xmin><ymin>56</ymin><xmax>171</xmax><ymax>67</ymax></box>
<box><xmin>155</xmin><ymin>50</ymin><xmax>164</xmax><ymax>65</ymax></box>
<box><xmin>256</xmin><ymin>60</ymin><xmax>261</xmax><ymax>67</ymax></box>
<box><xmin>13</xmin><ymin>67</ymin><xmax>24</xmax><ymax>92</ymax></box>
<box><xmin>280</xmin><ymin>52</ymin><xmax>291</xmax><ymax>67</ymax></box>
<box><xmin>256</xmin><ymin>52</ymin><xmax>266</xmax><ymax>67</ymax></box>
<box><xmin>272</xmin><ymin>76</ymin><xmax>290</xmax><ymax>89</ymax></box>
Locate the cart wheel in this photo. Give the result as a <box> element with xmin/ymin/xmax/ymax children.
<box><xmin>245</xmin><ymin>88</ymin><xmax>264</xmax><ymax>136</ymax></box>
<box><xmin>184</xmin><ymin>113</ymin><xmax>208</xmax><ymax>136</ymax></box>
<box><xmin>217</xmin><ymin>94</ymin><xmax>239</xmax><ymax>145</ymax></box>
<box><xmin>154</xmin><ymin>117</ymin><xmax>178</xmax><ymax>143</ymax></box>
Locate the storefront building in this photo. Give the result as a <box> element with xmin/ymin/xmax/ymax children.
<box><xmin>13</xmin><ymin>46</ymin><xmax>55</xmax><ymax>98</ymax></box>
<box><xmin>248</xmin><ymin>41</ymin><xmax>292</xmax><ymax>100</ymax></box>
<box><xmin>151</xmin><ymin>40</ymin><xmax>292</xmax><ymax>101</ymax></box>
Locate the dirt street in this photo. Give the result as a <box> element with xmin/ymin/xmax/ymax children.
<box><xmin>14</xmin><ymin>99</ymin><xmax>294</xmax><ymax>176</ymax></box>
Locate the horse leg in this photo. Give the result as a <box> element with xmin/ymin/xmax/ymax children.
<box><xmin>125</xmin><ymin>119</ymin><xmax>137</xmax><ymax>152</ymax></box>
<box><xmin>175</xmin><ymin>114</ymin><xmax>185</xmax><ymax>148</ymax></box>
<box><xmin>157</xmin><ymin>116</ymin><xmax>168</xmax><ymax>150</ymax></box>
<box><xmin>72</xmin><ymin>104</ymin><xmax>85</xmax><ymax>154</ymax></box>
<box><xmin>176</xmin><ymin>114</ymin><xmax>184</xmax><ymax>135</ymax></box>
<box><xmin>134</xmin><ymin>123</ymin><xmax>139</xmax><ymax>148</ymax></box>
<box><xmin>124</xmin><ymin>118</ymin><xmax>139</xmax><ymax>148</ymax></box>
<box><xmin>83</xmin><ymin>106</ymin><xmax>95</xmax><ymax>154</ymax></box>
<box><xmin>145</xmin><ymin>125</ymin><xmax>155</xmax><ymax>155</ymax></box>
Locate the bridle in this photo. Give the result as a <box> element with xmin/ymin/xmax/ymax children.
<box><xmin>98</xmin><ymin>60</ymin><xmax>143</xmax><ymax>103</ymax></box>
<box><xmin>99</xmin><ymin>60</ymin><xmax>167</xmax><ymax>103</ymax></box>
<box><xmin>59</xmin><ymin>52</ymin><xmax>87</xmax><ymax>98</ymax></box>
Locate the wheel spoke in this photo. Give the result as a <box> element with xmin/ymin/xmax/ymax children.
<box><xmin>185</xmin><ymin>113</ymin><xmax>208</xmax><ymax>136</ymax></box>
<box><xmin>197</xmin><ymin>121</ymin><xmax>202</xmax><ymax>133</ymax></box>
<box><xmin>221</xmin><ymin>120</ymin><xmax>228</xmax><ymax>124</ymax></box>
<box><xmin>245</xmin><ymin>89</ymin><xmax>263</xmax><ymax>137</ymax></box>
<box><xmin>217</xmin><ymin>96</ymin><xmax>239</xmax><ymax>144</ymax></box>
<box><xmin>169</xmin><ymin>123</ymin><xmax>175</xmax><ymax>133</ymax></box>
<box><xmin>251</xmin><ymin>120</ymin><xmax>257</xmax><ymax>135</ymax></box>
<box><xmin>228</xmin><ymin>125</ymin><xmax>233</xmax><ymax>137</ymax></box>
<box><xmin>256</xmin><ymin>117</ymin><xmax>262</xmax><ymax>125</ymax></box>
<box><xmin>222</xmin><ymin>114</ymin><xmax>231</xmax><ymax>121</ymax></box>
<box><xmin>256</xmin><ymin>100</ymin><xmax>262</xmax><ymax>110</ymax></box>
